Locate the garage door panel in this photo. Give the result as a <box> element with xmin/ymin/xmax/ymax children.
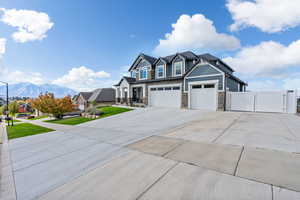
<box><xmin>191</xmin><ymin>89</ymin><xmax>216</xmax><ymax>110</ymax></box>
<box><xmin>149</xmin><ymin>85</ymin><xmax>181</xmax><ymax>108</ymax></box>
<box><xmin>190</xmin><ymin>83</ymin><xmax>217</xmax><ymax>111</ymax></box>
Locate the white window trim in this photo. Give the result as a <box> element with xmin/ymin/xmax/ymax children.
<box><xmin>173</xmin><ymin>61</ymin><xmax>183</xmax><ymax>76</ymax></box>
<box><xmin>188</xmin><ymin>80</ymin><xmax>219</xmax><ymax>110</ymax></box>
<box><xmin>172</xmin><ymin>55</ymin><xmax>185</xmax><ymax>77</ymax></box>
<box><xmin>131</xmin><ymin>70</ymin><xmax>137</xmax><ymax>78</ymax></box>
<box><xmin>139</xmin><ymin>66</ymin><xmax>149</xmax><ymax>80</ymax></box>
<box><xmin>156</xmin><ymin>64</ymin><xmax>166</xmax><ymax>79</ymax></box>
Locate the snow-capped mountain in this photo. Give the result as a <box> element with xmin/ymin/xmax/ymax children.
<box><xmin>0</xmin><ymin>82</ymin><xmax>77</xmax><ymax>98</ymax></box>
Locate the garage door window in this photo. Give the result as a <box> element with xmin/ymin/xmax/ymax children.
<box><xmin>157</xmin><ymin>87</ymin><xmax>164</xmax><ymax>91</ymax></box>
<box><xmin>173</xmin><ymin>86</ymin><xmax>180</xmax><ymax>90</ymax></box>
<box><xmin>204</xmin><ymin>84</ymin><xmax>215</xmax><ymax>88</ymax></box>
<box><xmin>192</xmin><ymin>85</ymin><xmax>202</xmax><ymax>89</ymax></box>
<box><xmin>165</xmin><ymin>87</ymin><xmax>172</xmax><ymax>90</ymax></box>
<box><xmin>150</xmin><ymin>88</ymin><xmax>157</xmax><ymax>91</ymax></box>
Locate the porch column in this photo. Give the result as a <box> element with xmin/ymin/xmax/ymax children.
<box><xmin>115</xmin><ymin>87</ymin><xmax>120</xmax><ymax>103</ymax></box>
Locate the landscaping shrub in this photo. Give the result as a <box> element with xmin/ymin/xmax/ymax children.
<box><xmin>86</xmin><ymin>107</ymin><xmax>103</xmax><ymax>116</ymax></box>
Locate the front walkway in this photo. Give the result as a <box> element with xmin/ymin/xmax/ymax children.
<box><xmin>19</xmin><ymin>118</ymin><xmax>74</xmax><ymax>132</ymax></box>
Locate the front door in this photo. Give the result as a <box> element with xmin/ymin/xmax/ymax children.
<box><xmin>133</xmin><ymin>87</ymin><xmax>143</xmax><ymax>103</ymax></box>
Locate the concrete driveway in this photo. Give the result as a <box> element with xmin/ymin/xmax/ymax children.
<box><xmin>3</xmin><ymin>108</ymin><xmax>207</xmax><ymax>200</ymax></box>
<box><xmin>2</xmin><ymin>108</ymin><xmax>300</xmax><ymax>200</ymax></box>
<box><xmin>164</xmin><ymin>111</ymin><xmax>300</xmax><ymax>153</ymax></box>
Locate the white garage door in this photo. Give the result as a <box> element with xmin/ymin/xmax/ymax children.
<box><xmin>149</xmin><ymin>85</ymin><xmax>181</xmax><ymax>108</ymax></box>
<box><xmin>190</xmin><ymin>83</ymin><xmax>217</xmax><ymax>110</ymax></box>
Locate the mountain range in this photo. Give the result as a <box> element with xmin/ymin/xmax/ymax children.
<box><xmin>0</xmin><ymin>82</ymin><xmax>77</xmax><ymax>98</ymax></box>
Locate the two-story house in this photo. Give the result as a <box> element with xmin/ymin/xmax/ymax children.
<box><xmin>114</xmin><ymin>51</ymin><xmax>247</xmax><ymax>111</ymax></box>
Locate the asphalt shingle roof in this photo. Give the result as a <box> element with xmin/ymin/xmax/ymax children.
<box><xmin>79</xmin><ymin>92</ymin><xmax>93</xmax><ymax>101</ymax></box>
<box><xmin>88</xmin><ymin>88</ymin><xmax>115</xmax><ymax>102</ymax></box>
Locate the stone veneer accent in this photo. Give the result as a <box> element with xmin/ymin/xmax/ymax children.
<box><xmin>182</xmin><ymin>92</ymin><xmax>188</xmax><ymax>108</ymax></box>
<box><xmin>218</xmin><ymin>92</ymin><xmax>225</xmax><ymax>111</ymax></box>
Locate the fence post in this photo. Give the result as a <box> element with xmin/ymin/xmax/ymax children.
<box><xmin>253</xmin><ymin>93</ymin><xmax>256</xmax><ymax>112</ymax></box>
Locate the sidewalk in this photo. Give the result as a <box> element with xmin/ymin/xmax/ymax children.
<box><xmin>0</xmin><ymin>123</ymin><xmax>17</xmax><ymax>200</ymax></box>
<box><xmin>19</xmin><ymin>118</ymin><xmax>74</xmax><ymax>132</ymax></box>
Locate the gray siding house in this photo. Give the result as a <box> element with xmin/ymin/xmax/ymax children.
<box><xmin>115</xmin><ymin>51</ymin><xmax>247</xmax><ymax>111</ymax></box>
<box><xmin>75</xmin><ymin>88</ymin><xmax>115</xmax><ymax>110</ymax></box>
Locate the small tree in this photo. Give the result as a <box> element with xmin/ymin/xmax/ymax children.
<box><xmin>91</xmin><ymin>100</ymin><xmax>97</xmax><ymax>107</ymax></box>
<box><xmin>8</xmin><ymin>101</ymin><xmax>19</xmax><ymax>117</ymax></box>
<box><xmin>31</xmin><ymin>93</ymin><xmax>75</xmax><ymax>119</ymax></box>
<box><xmin>0</xmin><ymin>105</ymin><xmax>6</xmax><ymax>115</ymax></box>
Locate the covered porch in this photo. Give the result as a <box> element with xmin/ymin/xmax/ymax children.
<box><xmin>115</xmin><ymin>84</ymin><xmax>146</xmax><ymax>106</ymax></box>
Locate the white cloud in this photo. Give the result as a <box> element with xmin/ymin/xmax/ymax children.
<box><xmin>223</xmin><ymin>40</ymin><xmax>300</xmax><ymax>76</ymax></box>
<box><xmin>283</xmin><ymin>78</ymin><xmax>300</xmax><ymax>90</ymax></box>
<box><xmin>247</xmin><ymin>80</ymin><xmax>280</xmax><ymax>91</ymax></box>
<box><xmin>52</xmin><ymin>66</ymin><xmax>112</xmax><ymax>91</ymax></box>
<box><xmin>0</xmin><ymin>8</ymin><xmax>54</xmax><ymax>43</ymax></box>
<box><xmin>154</xmin><ymin>14</ymin><xmax>240</xmax><ymax>55</ymax></box>
<box><xmin>0</xmin><ymin>38</ymin><xmax>6</xmax><ymax>55</ymax></box>
<box><xmin>247</xmin><ymin>78</ymin><xmax>300</xmax><ymax>92</ymax></box>
<box><xmin>227</xmin><ymin>0</ymin><xmax>300</xmax><ymax>33</ymax></box>
<box><xmin>0</xmin><ymin>69</ymin><xmax>45</xmax><ymax>84</ymax></box>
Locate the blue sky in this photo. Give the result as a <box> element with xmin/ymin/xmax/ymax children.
<box><xmin>0</xmin><ymin>0</ymin><xmax>300</xmax><ymax>91</ymax></box>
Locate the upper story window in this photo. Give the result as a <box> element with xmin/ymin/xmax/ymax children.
<box><xmin>139</xmin><ymin>67</ymin><xmax>148</xmax><ymax>80</ymax></box>
<box><xmin>156</xmin><ymin>65</ymin><xmax>165</xmax><ymax>78</ymax></box>
<box><xmin>131</xmin><ymin>71</ymin><xmax>136</xmax><ymax>78</ymax></box>
<box><xmin>173</xmin><ymin>61</ymin><xmax>183</xmax><ymax>76</ymax></box>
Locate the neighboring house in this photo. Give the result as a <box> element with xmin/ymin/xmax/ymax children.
<box><xmin>114</xmin><ymin>51</ymin><xmax>247</xmax><ymax>111</ymax></box>
<box><xmin>18</xmin><ymin>103</ymin><xmax>32</xmax><ymax>113</ymax></box>
<box><xmin>74</xmin><ymin>88</ymin><xmax>115</xmax><ymax>111</ymax></box>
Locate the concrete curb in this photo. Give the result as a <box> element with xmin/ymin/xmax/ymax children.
<box><xmin>0</xmin><ymin>124</ymin><xmax>17</xmax><ymax>200</ymax></box>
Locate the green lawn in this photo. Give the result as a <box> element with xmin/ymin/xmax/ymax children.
<box><xmin>97</xmin><ymin>106</ymin><xmax>132</xmax><ymax>118</ymax></box>
<box><xmin>28</xmin><ymin>115</ymin><xmax>49</xmax><ymax>120</ymax></box>
<box><xmin>6</xmin><ymin>123</ymin><xmax>54</xmax><ymax>140</ymax></box>
<box><xmin>45</xmin><ymin>106</ymin><xmax>132</xmax><ymax>125</ymax></box>
<box><xmin>45</xmin><ymin>117</ymin><xmax>95</xmax><ymax>125</ymax></box>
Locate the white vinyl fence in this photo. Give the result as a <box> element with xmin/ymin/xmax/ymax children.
<box><xmin>226</xmin><ymin>90</ymin><xmax>297</xmax><ymax>114</ymax></box>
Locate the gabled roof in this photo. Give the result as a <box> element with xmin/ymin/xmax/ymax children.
<box><xmin>157</xmin><ymin>51</ymin><xmax>198</xmax><ymax>64</ymax></box>
<box><xmin>179</xmin><ymin>51</ymin><xmax>198</xmax><ymax>60</ymax></box>
<box><xmin>198</xmin><ymin>53</ymin><xmax>219</xmax><ymax>61</ymax></box>
<box><xmin>142</xmin><ymin>54</ymin><xmax>157</xmax><ymax>64</ymax></box>
<box><xmin>128</xmin><ymin>53</ymin><xmax>157</xmax><ymax>71</ymax></box>
<box><xmin>88</xmin><ymin>88</ymin><xmax>115</xmax><ymax>102</ymax></box>
<box><xmin>79</xmin><ymin>92</ymin><xmax>93</xmax><ymax>101</ymax></box>
<box><xmin>198</xmin><ymin>53</ymin><xmax>234</xmax><ymax>72</ymax></box>
<box><xmin>184</xmin><ymin>60</ymin><xmax>247</xmax><ymax>86</ymax></box>
<box><xmin>125</xmin><ymin>51</ymin><xmax>241</xmax><ymax>83</ymax></box>
<box><xmin>114</xmin><ymin>76</ymin><xmax>136</xmax><ymax>86</ymax></box>
<box><xmin>227</xmin><ymin>74</ymin><xmax>248</xmax><ymax>86</ymax></box>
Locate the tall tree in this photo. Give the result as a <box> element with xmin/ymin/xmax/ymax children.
<box><xmin>31</xmin><ymin>93</ymin><xmax>75</xmax><ymax>119</ymax></box>
<box><xmin>8</xmin><ymin>101</ymin><xmax>19</xmax><ymax>117</ymax></box>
